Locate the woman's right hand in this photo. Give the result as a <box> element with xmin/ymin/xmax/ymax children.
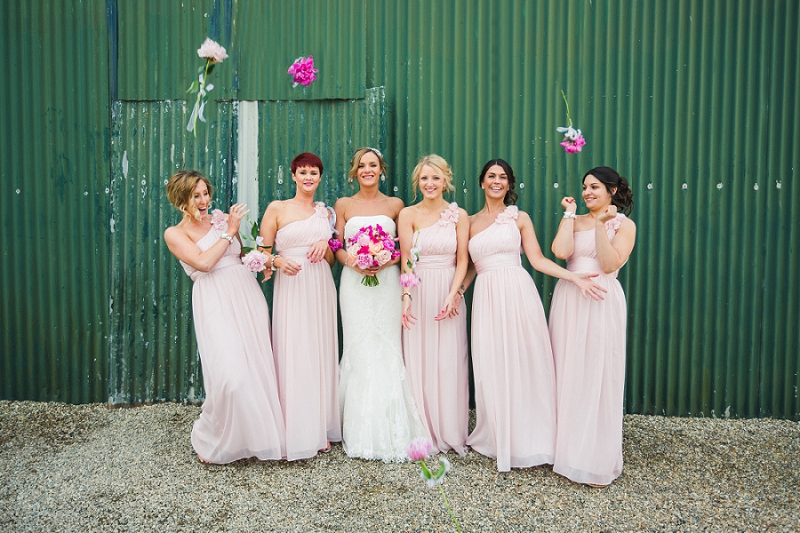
<box><xmin>561</xmin><ymin>196</ymin><xmax>577</xmax><ymax>213</ymax></box>
<box><xmin>226</xmin><ymin>203</ymin><xmax>249</xmax><ymax>235</ymax></box>
<box><xmin>570</xmin><ymin>273</ymin><xmax>607</xmax><ymax>301</ymax></box>
<box><xmin>278</xmin><ymin>257</ymin><xmax>302</xmax><ymax>276</ymax></box>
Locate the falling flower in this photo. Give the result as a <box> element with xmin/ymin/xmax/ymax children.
<box><xmin>186</xmin><ymin>38</ymin><xmax>228</xmax><ymax>136</ymax></box>
<box><xmin>556</xmin><ymin>90</ymin><xmax>586</xmax><ymax>154</ymax></box>
<box><xmin>288</xmin><ymin>55</ymin><xmax>318</xmax><ymax>87</ymax></box>
<box><xmin>399</xmin><ymin>273</ymin><xmax>421</xmax><ymax>288</ymax></box>
<box><xmin>406</xmin><ymin>438</ymin><xmax>462</xmax><ymax>532</ymax></box>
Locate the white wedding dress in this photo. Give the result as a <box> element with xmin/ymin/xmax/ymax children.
<box><xmin>339</xmin><ymin>215</ymin><xmax>429</xmax><ymax>462</ymax></box>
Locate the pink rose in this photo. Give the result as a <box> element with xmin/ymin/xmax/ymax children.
<box><xmin>369</xmin><ymin>241</ymin><xmax>384</xmax><ymax>255</ymax></box>
<box><xmin>197</xmin><ymin>38</ymin><xmax>228</xmax><ymax>63</ymax></box>
<box><xmin>375</xmin><ymin>250</ymin><xmax>392</xmax><ymax>265</ymax></box>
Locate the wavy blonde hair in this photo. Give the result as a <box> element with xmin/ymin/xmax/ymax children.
<box><xmin>166</xmin><ymin>169</ymin><xmax>213</xmax><ymax>220</ymax></box>
<box><xmin>347</xmin><ymin>147</ymin><xmax>387</xmax><ymax>186</ymax></box>
<box><xmin>410</xmin><ymin>154</ymin><xmax>454</xmax><ymax>200</ymax></box>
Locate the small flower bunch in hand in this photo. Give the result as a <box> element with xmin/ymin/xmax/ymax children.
<box><xmin>186</xmin><ymin>38</ymin><xmax>228</xmax><ymax>136</ymax></box>
<box><xmin>557</xmin><ymin>90</ymin><xmax>586</xmax><ymax>154</ymax></box>
<box><xmin>346</xmin><ymin>224</ymin><xmax>400</xmax><ymax>287</ymax></box>
<box><xmin>288</xmin><ymin>55</ymin><xmax>318</xmax><ymax>87</ymax></box>
<box><xmin>399</xmin><ymin>229</ymin><xmax>421</xmax><ymax>288</ymax></box>
<box><xmin>239</xmin><ymin>220</ymin><xmax>268</xmax><ymax>273</ymax></box>
<box><xmin>406</xmin><ymin>438</ymin><xmax>462</xmax><ymax>532</ymax></box>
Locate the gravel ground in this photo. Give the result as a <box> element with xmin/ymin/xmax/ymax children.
<box><xmin>0</xmin><ymin>401</ymin><xmax>797</xmax><ymax>532</ymax></box>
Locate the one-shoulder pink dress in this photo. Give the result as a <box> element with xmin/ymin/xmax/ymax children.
<box><xmin>272</xmin><ymin>202</ymin><xmax>341</xmax><ymax>461</ymax></box>
<box><xmin>466</xmin><ymin>206</ymin><xmax>557</xmax><ymax>472</ymax></box>
<box><xmin>550</xmin><ymin>213</ymin><xmax>629</xmax><ymax>486</ymax></box>
<box><xmin>401</xmin><ymin>203</ymin><xmax>469</xmax><ymax>456</ymax></box>
<box><xmin>180</xmin><ymin>227</ymin><xmax>285</xmax><ymax>464</ymax></box>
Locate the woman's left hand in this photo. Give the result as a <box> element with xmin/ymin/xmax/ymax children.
<box><xmin>571</xmin><ymin>273</ymin><xmax>607</xmax><ymax>301</ymax></box>
<box><xmin>279</xmin><ymin>257</ymin><xmax>302</xmax><ymax>276</ymax></box>
<box><xmin>435</xmin><ymin>293</ymin><xmax>459</xmax><ymax>321</ymax></box>
<box><xmin>598</xmin><ymin>205</ymin><xmax>618</xmax><ymax>224</ymax></box>
<box><xmin>307</xmin><ymin>239</ymin><xmax>328</xmax><ymax>263</ymax></box>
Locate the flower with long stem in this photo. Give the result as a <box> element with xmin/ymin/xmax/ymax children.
<box><xmin>186</xmin><ymin>38</ymin><xmax>228</xmax><ymax>136</ymax></box>
<box><xmin>406</xmin><ymin>438</ymin><xmax>462</xmax><ymax>533</ymax></box>
<box><xmin>557</xmin><ymin>90</ymin><xmax>586</xmax><ymax>154</ymax></box>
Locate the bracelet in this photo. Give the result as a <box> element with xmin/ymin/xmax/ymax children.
<box><xmin>270</xmin><ymin>254</ymin><xmax>280</xmax><ymax>271</ymax></box>
<box><xmin>220</xmin><ymin>233</ymin><xmax>233</xmax><ymax>243</ymax></box>
<box><xmin>401</xmin><ymin>293</ymin><xmax>412</xmax><ymax>301</ymax></box>
<box><xmin>562</xmin><ymin>211</ymin><xmax>577</xmax><ymax>219</ymax></box>
<box><xmin>457</xmin><ymin>289</ymin><xmax>465</xmax><ymax>297</ymax></box>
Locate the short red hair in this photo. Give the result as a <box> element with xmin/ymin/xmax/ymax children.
<box><xmin>291</xmin><ymin>152</ymin><xmax>324</xmax><ymax>174</ymax></box>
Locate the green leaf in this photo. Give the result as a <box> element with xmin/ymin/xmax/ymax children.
<box><xmin>185</xmin><ymin>81</ymin><xmax>200</xmax><ymax>94</ymax></box>
<box><xmin>206</xmin><ymin>63</ymin><xmax>216</xmax><ymax>76</ymax></box>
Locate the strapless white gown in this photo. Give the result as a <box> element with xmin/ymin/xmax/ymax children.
<box><xmin>338</xmin><ymin>215</ymin><xmax>429</xmax><ymax>462</ymax></box>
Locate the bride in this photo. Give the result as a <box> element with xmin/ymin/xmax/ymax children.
<box><xmin>333</xmin><ymin>147</ymin><xmax>429</xmax><ymax>462</ymax></box>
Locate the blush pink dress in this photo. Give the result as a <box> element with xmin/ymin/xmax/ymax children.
<box><xmin>401</xmin><ymin>203</ymin><xmax>469</xmax><ymax>456</ymax></box>
<box><xmin>180</xmin><ymin>227</ymin><xmax>285</xmax><ymax>464</ymax></box>
<box><xmin>466</xmin><ymin>206</ymin><xmax>557</xmax><ymax>472</ymax></box>
<box><xmin>550</xmin><ymin>213</ymin><xmax>629</xmax><ymax>486</ymax></box>
<box><xmin>272</xmin><ymin>202</ymin><xmax>341</xmax><ymax>461</ymax></box>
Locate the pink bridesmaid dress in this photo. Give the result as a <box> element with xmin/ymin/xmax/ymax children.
<box><xmin>272</xmin><ymin>202</ymin><xmax>341</xmax><ymax>461</ymax></box>
<box><xmin>550</xmin><ymin>213</ymin><xmax>629</xmax><ymax>486</ymax></box>
<box><xmin>466</xmin><ymin>205</ymin><xmax>557</xmax><ymax>472</ymax></box>
<box><xmin>180</xmin><ymin>227</ymin><xmax>286</xmax><ymax>464</ymax></box>
<box><xmin>402</xmin><ymin>203</ymin><xmax>469</xmax><ymax>456</ymax></box>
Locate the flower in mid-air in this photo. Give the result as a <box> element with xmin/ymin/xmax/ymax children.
<box><xmin>288</xmin><ymin>56</ymin><xmax>318</xmax><ymax>87</ymax></box>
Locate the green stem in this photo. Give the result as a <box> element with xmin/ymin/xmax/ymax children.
<box><xmin>437</xmin><ymin>485</ymin><xmax>462</xmax><ymax>533</ymax></box>
<box><xmin>561</xmin><ymin>89</ymin><xmax>572</xmax><ymax>128</ymax></box>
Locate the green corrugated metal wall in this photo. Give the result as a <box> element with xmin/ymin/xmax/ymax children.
<box><xmin>1</xmin><ymin>0</ymin><xmax>798</xmax><ymax>418</ymax></box>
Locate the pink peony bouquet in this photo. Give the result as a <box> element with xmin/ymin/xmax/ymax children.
<box><xmin>556</xmin><ymin>90</ymin><xmax>586</xmax><ymax>154</ymax></box>
<box><xmin>186</xmin><ymin>38</ymin><xmax>228</xmax><ymax>136</ymax></box>
<box><xmin>346</xmin><ymin>224</ymin><xmax>400</xmax><ymax>287</ymax></box>
<box><xmin>288</xmin><ymin>55</ymin><xmax>318</xmax><ymax>87</ymax></box>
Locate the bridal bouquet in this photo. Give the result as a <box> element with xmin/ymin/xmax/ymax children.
<box><xmin>346</xmin><ymin>224</ymin><xmax>400</xmax><ymax>287</ymax></box>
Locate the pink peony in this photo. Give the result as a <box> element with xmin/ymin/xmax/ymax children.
<box><xmin>197</xmin><ymin>38</ymin><xmax>228</xmax><ymax>63</ymax></box>
<box><xmin>288</xmin><ymin>55</ymin><xmax>318</xmax><ymax>87</ymax></box>
<box><xmin>356</xmin><ymin>253</ymin><xmax>373</xmax><ymax>269</ymax></box>
<box><xmin>357</xmin><ymin>233</ymin><xmax>371</xmax><ymax>247</ymax></box>
<box><xmin>406</xmin><ymin>438</ymin><xmax>432</xmax><ymax>461</ymax></box>
<box><xmin>242</xmin><ymin>250</ymin><xmax>268</xmax><ymax>272</ymax></box>
<box><xmin>560</xmin><ymin>134</ymin><xmax>586</xmax><ymax>154</ymax></box>
<box><xmin>399</xmin><ymin>273</ymin><xmax>421</xmax><ymax>288</ymax></box>
<box><xmin>382</xmin><ymin>238</ymin><xmax>396</xmax><ymax>250</ymax></box>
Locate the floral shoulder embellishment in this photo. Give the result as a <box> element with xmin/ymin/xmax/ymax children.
<box><xmin>314</xmin><ymin>201</ymin><xmax>329</xmax><ymax>217</ymax></box>
<box><xmin>438</xmin><ymin>202</ymin><xmax>460</xmax><ymax>226</ymax></box>
<box><xmin>210</xmin><ymin>209</ymin><xmax>228</xmax><ymax>231</ymax></box>
<box><xmin>495</xmin><ymin>205</ymin><xmax>519</xmax><ymax>224</ymax></box>
<box><xmin>604</xmin><ymin>213</ymin><xmax>627</xmax><ymax>231</ymax></box>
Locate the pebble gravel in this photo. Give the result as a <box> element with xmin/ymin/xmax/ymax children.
<box><xmin>1</xmin><ymin>401</ymin><xmax>798</xmax><ymax>532</ymax></box>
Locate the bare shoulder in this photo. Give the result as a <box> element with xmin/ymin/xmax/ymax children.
<box><xmin>387</xmin><ymin>195</ymin><xmax>405</xmax><ymax>215</ymax></box>
<box><xmin>515</xmin><ymin>209</ymin><xmax>533</xmax><ymax>225</ymax></box>
<box><xmin>334</xmin><ymin>196</ymin><xmax>352</xmax><ymax>212</ymax></box>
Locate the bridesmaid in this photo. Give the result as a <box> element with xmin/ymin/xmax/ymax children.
<box><xmin>163</xmin><ymin>170</ymin><xmax>285</xmax><ymax>464</ymax></box>
<box><xmin>259</xmin><ymin>152</ymin><xmax>340</xmax><ymax>461</ymax></box>
<box><xmin>461</xmin><ymin>158</ymin><xmax>605</xmax><ymax>472</ymax></box>
<box><xmin>549</xmin><ymin>166</ymin><xmax>636</xmax><ymax>487</ymax></box>
<box><xmin>397</xmin><ymin>154</ymin><xmax>470</xmax><ymax>456</ymax></box>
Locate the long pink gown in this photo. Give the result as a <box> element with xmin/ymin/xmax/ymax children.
<box><xmin>272</xmin><ymin>202</ymin><xmax>341</xmax><ymax>461</ymax></box>
<box><xmin>401</xmin><ymin>203</ymin><xmax>469</xmax><ymax>456</ymax></box>
<box><xmin>180</xmin><ymin>227</ymin><xmax>285</xmax><ymax>464</ymax></box>
<box><xmin>550</xmin><ymin>213</ymin><xmax>629</xmax><ymax>486</ymax></box>
<box><xmin>466</xmin><ymin>206</ymin><xmax>557</xmax><ymax>472</ymax></box>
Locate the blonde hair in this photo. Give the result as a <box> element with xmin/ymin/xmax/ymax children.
<box><xmin>347</xmin><ymin>147</ymin><xmax>387</xmax><ymax>186</ymax></box>
<box><xmin>166</xmin><ymin>170</ymin><xmax>213</xmax><ymax>220</ymax></box>
<box><xmin>410</xmin><ymin>154</ymin><xmax>454</xmax><ymax>200</ymax></box>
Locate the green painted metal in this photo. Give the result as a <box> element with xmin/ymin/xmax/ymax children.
<box><xmin>2</xmin><ymin>0</ymin><xmax>798</xmax><ymax>418</ymax></box>
<box><xmin>0</xmin><ymin>1</ymin><xmax>110</xmax><ymax>403</ymax></box>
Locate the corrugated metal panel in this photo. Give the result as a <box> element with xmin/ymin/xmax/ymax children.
<box><xmin>364</xmin><ymin>0</ymin><xmax>799</xmax><ymax>418</ymax></box>
<box><xmin>237</xmin><ymin>0</ymin><xmax>366</xmax><ymax>100</ymax></box>
<box><xmin>108</xmin><ymin>101</ymin><xmax>236</xmax><ymax>405</ymax></box>
<box><xmin>0</xmin><ymin>1</ymin><xmax>110</xmax><ymax>403</ymax></box>
<box><xmin>118</xmin><ymin>0</ymin><xmax>365</xmax><ymax>101</ymax></box>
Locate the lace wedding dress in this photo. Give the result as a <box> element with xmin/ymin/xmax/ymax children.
<box><xmin>338</xmin><ymin>215</ymin><xmax>429</xmax><ymax>462</ymax></box>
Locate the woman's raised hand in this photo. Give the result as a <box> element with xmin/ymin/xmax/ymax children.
<box><xmin>598</xmin><ymin>204</ymin><xmax>618</xmax><ymax>223</ymax></box>
<box><xmin>226</xmin><ymin>204</ymin><xmax>249</xmax><ymax>235</ymax></box>
<box><xmin>561</xmin><ymin>196</ymin><xmax>577</xmax><ymax>213</ymax></box>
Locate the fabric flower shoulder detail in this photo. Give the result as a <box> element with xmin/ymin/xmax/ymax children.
<box><xmin>495</xmin><ymin>205</ymin><xmax>519</xmax><ymax>224</ymax></box>
<box><xmin>313</xmin><ymin>201</ymin><xmax>329</xmax><ymax>217</ymax></box>
<box><xmin>605</xmin><ymin>213</ymin><xmax>627</xmax><ymax>231</ymax></box>
<box><xmin>438</xmin><ymin>202</ymin><xmax>460</xmax><ymax>226</ymax></box>
<box><xmin>210</xmin><ymin>209</ymin><xmax>228</xmax><ymax>231</ymax></box>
